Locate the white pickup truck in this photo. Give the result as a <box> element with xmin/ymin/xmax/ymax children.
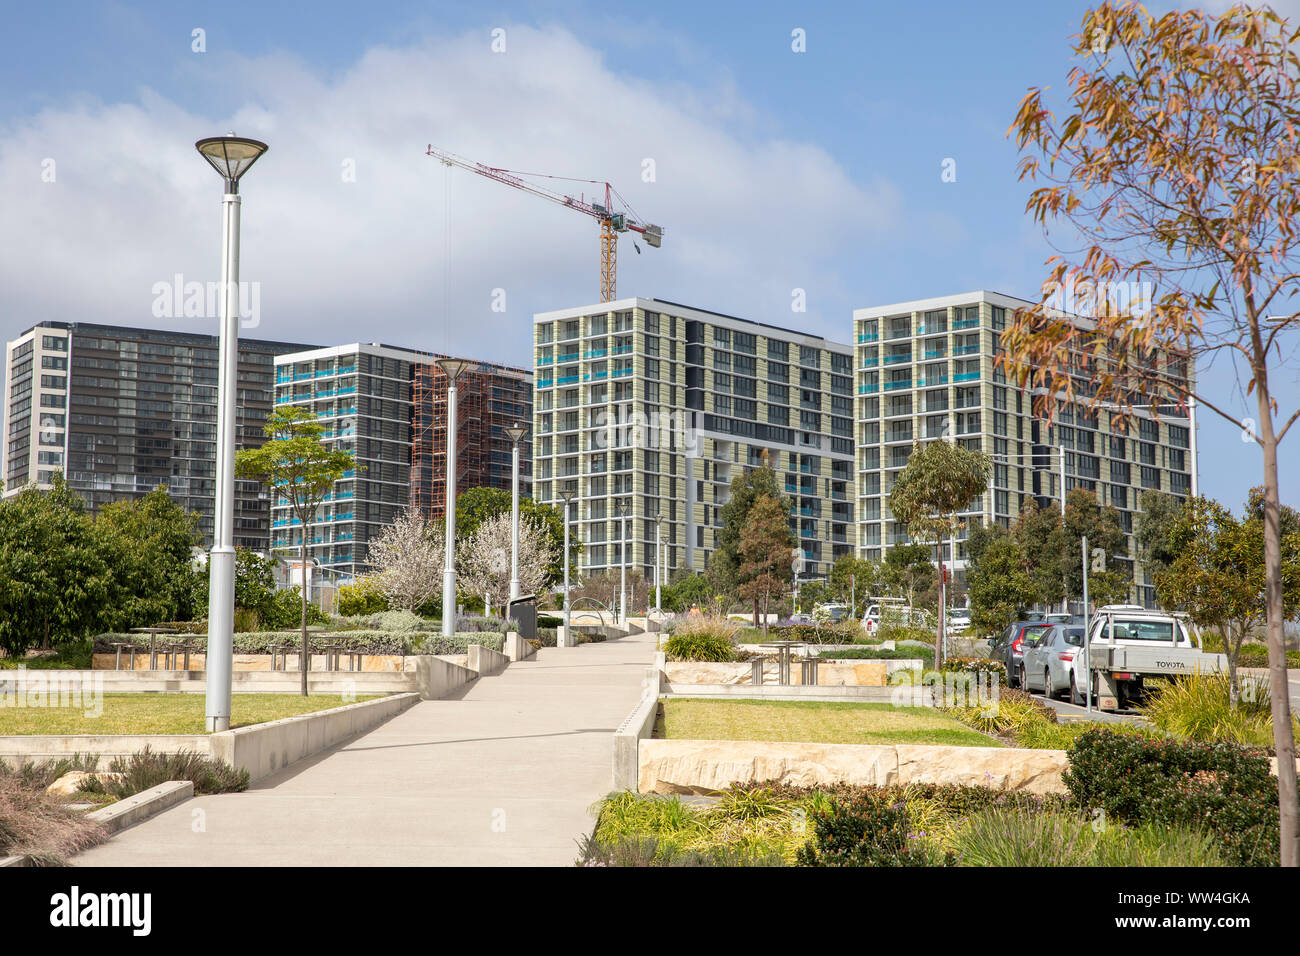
<box><xmin>1070</xmin><ymin>604</ymin><xmax>1227</xmax><ymax>710</ymax></box>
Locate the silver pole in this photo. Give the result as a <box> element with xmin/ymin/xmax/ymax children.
<box><xmin>1082</xmin><ymin>533</ymin><xmax>1091</xmax><ymax>715</ymax></box>
<box><xmin>655</xmin><ymin>520</ymin><xmax>662</xmax><ymax>615</ymax></box>
<box><xmin>1059</xmin><ymin>443</ymin><xmax>1068</xmax><ymax>615</ymax></box>
<box><xmin>205</xmin><ymin>191</ymin><xmax>240</xmax><ymax>733</ymax></box>
<box><xmin>1188</xmin><ymin>398</ymin><xmax>1199</xmax><ymax>498</ymax></box>
<box><xmin>509</xmin><ymin>440</ymin><xmax>521</xmax><ymax>602</ymax></box>
<box><xmin>563</xmin><ymin>499</ymin><xmax>572</xmax><ymax>647</ymax></box>
<box><xmin>620</xmin><ymin>511</ymin><xmax>627</xmax><ymax>625</ymax></box>
<box><xmin>441</xmin><ymin>378</ymin><xmax>459</xmax><ymax>637</ymax></box>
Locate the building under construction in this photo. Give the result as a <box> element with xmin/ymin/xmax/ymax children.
<box><xmin>410</xmin><ymin>359</ymin><xmax>533</xmax><ymax>521</ymax></box>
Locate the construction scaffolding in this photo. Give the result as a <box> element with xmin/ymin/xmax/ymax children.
<box><xmin>410</xmin><ymin>358</ymin><xmax>533</xmax><ymax>522</ymax></box>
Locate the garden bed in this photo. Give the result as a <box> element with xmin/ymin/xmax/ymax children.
<box><xmin>655</xmin><ymin>698</ymin><xmax>994</xmax><ymax>747</ymax></box>
<box><xmin>0</xmin><ymin>693</ymin><xmax>382</xmax><ymax>735</ymax></box>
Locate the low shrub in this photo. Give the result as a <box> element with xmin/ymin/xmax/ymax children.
<box><xmin>941</xmin><ymin>657</ymin><xmax>1006</xmax><ymax>680</ymax></box>
<box><xmin>0</xmin><ymin>763</ymin><xmax>107</xmax><ymax>865</ymax></box>
<box><xmin>952</xmin><ymin>808</ymin><xmax>1225</xmax><ymax>867</ymax></box>
<box><xmin>664</xmin><ymin>615</ymin><xmax>741</xmax><ymax>662</ymax></box>
<box><xmin>947</xmin><ymin>687</ymin><xmax>1057</xmax><ymax>739</ymax></box>
<box><xmin>0</xmin><ymin>640</ymin><xmax>94</xmax><ymax>670</ymax></box>
<box><xmin>664</xmin><ymin>632</ymin><xmax>738</xmax><ymax>662</ymax></box>
<box><xmin>768</xmin><ymin>620</ymin><xmax>862</xmax><ymax>645</ymax></box>
<box><xmin>77</xmin><ymin>747</ymin><xmax>249</xmax><ymax>798</ymax></box>
<box><xmin>796</xmin><ymin>791</ymin><xmax>954</xmax><ymax>866</ymax></box>
<box><xmin>537</xmin><ymin>615</ymin><xmax>563</xmax><ymax>629</ymax></box>
<box><xmin>412</xmin><ymin>633</ymin><xmax>506</xmax><ymax>655</ymax></box>
<box><xmin>877</xmin><ymin>622</ymin><xmax>934</xmax><ymax>645</ymax></box>
<box><xmin>1063</xmin><ymin>728</ymin><xmax>1282</xmax><ymax>866</ymax></box>
<box><xmin>1139</xmin><ymin>670</ymin><xmax>1292</xmax><ymax>747</ymax></box>
<box><xmin>818</xmin><ymin>646</ymin><xmax>933</xmax><ymax>663</ymax></box>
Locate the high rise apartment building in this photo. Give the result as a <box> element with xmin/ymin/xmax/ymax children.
<box><xmin>271</xmin><ymin>343</ymin><xmax>531</xmax><ymax>582</ymax></box>
<box><xmin>532</xmin><ymin>298</ymin><xmax>855</xmax><ymax>583</ymax></box>
<box><xmin>1</xmin><ymin>322</ymin><xmax>310</xmax><ymax>549</ymax></box>
<box><xmin>853</xmin><ymin>290</ymin><xmax>1198</xmax><ymax>607</ymax></box>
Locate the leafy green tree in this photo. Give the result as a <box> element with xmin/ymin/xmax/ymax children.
<box><xmin>888</xmin><ymin>440</ymin><xmax>990</xmax><ymax>665</ymax></box>
<box><xmin>713</xmin><ymin>464</ymin><xmax>788</xmax><ymax>596</ymax></box>
<box><xmin>0</xmin><ymin>474</ymin><xmax>114</xmax><ymax>656</ymax></box>
<box><xmin>236</xmin><ymin>406</ymin><xmax>355</xmax><ymax>695</ymax></box>
<box><xmin>964</xmin><ymin>521</ymin><xmax>1009</xmax><ymax>567</ymax></box>
<box><xmin>1063</xmin><ymin>488</ymin><xmax>1130</xmax><ymax>607</ymax></box>
<box><xmin>453</xmin><ymin>487</ymin><xmax>575</xmax><ymax>581</ymax></box>
<box><xmin>829</xmin><ymin>555</ymin><xmax>880</xmax><ymax>618</ymax></box>
<box><xmin>1134</xmin><ymin>491</ymin><xmax>1187</xmax><ymax>601</ymax></box>
<box><xmin>193</xmin><ymin>548</ymin><xmax>280</xmax><ymax>625</ymax></box>
<box><xmin>337</xmin><ymin>574</ymin><xmax>390</xmax><ymax>615</ymax></box>
<box><xmin>968</xmin><ymin>536</ymin><xmax>1038</xmax><ymax>636</ymax></box>
<box><xmin>737</xmin><ymin>494</ymin><xmax>795</xmax><ymax>632</ymax></box>
<box><xmin>663</xmin><ymin>570</ymin><xmax>713</xmax><ymax>613</ymax></box>
<box><xmin>882</xmin><ymin>543</ymin><xmax>936</xmax><ymax>611</ymax></box>
<box><xmin>1160</xmin><ymin>495</ymin><xmax>1300</xmax><ymax>708</ymax></box>
<box><xmin>1012</xmin><ymin>498</ymin><xmax>1067</xmax><ymax>608</ymax></box>
<box><xmin>97</xmin><ymin>486</ymin><xmax>202</xmax><ymax>628</ymax></box>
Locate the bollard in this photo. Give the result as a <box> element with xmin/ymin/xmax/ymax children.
<box><xmin>751</xmin><ymin>658</ymin><xmax>763</xmax><ymax>685</ymax></box>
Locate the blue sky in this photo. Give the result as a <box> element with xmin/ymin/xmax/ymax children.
<box><xmin>1</xmin><ymin>0</ymin><xmax>1297</xmax><ymax>509</ymax></box>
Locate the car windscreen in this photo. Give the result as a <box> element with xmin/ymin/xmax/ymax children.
<box><xmin>1106</xmin><ymin>619</ymin><xmax>1175</xmax><ymax>642</ymax></box>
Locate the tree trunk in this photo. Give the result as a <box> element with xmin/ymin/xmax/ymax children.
<box><xmin>300</xmin><ymin>535</ymin><xmax>309</xmax><ymax>697</ymax></box>
<box><xmin>937</xmin><ymin>550</ymin><xmax>946</xmax><ymax>671</ymax></box>
<box><xmin>1258</xmin><ymin>407</ymin><xmax>1297</xmax><ymax>865</ymax></box>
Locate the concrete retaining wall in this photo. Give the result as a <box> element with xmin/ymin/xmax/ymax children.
<box><xmin>503</xmin><ymin>633</ymin><xmax>536</xmax><ymax>661</ymax></box>
<box><xmin>661</xmin><ymin>659</ymin><xmax>924</xmax><ymax>687</ymax></box>
<box><xmin>613</xmin><ymin>692</ymin><xmax>660</xmax><ymax>791</ymax></box>
<box><xmin>467</xmin><ymin>644</ymin><xmax>509</xmax><ymax>677</ymax></box>
<box><xmin>209</xmin><ymin>693</ymin><xmax>420</xmax><ymax>781</ymax></box>
<box><xmin>638</xmin><ymin>738</ymin><xmax>1069</xmax><ymax>795</ymax></box>
<box><xmin>86</xmin><ymin>780</ymin><xmax>194</xmax><ymax>833</ymax></box>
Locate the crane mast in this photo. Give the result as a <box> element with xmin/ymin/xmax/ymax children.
<box><xmin>426</xmin><ymin>145</ymin><xmax>662</xmax><ymax>302</ymax></box>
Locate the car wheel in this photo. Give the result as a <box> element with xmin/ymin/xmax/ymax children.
<box><xmin>1069</xmin><ymin>673</ymin><xmax>1082</xmax><ymax>706</ymax></box>
<box><xmin>1017</xmin><ymin>664</ymin><xmax>1027</xmax><ymax>691</ymax></box>
<box><xmin>1044</xmin><ymin>669</ymin><xmax>1054</xmax><ymax>700</ymax></box>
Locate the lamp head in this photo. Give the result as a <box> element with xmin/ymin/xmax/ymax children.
<box><xmin>437</xmin><ymin>357</ymin><xmax>471</xmax><ymax>384</ymax></box>
<box><xmin>504</xmin><ymin>423</ymin><xmax>529</xmax><ymax>445</ymax></box>
<box><xmin>195</xmin><ymin>135</ymin><xmax>268</xmax><ymax>193</ymax></box>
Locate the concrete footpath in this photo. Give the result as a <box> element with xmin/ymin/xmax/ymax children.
<box><xmin>75</xmin><ymin>632</ymin><xmax>658</xmax><ymax>867</ymax></box>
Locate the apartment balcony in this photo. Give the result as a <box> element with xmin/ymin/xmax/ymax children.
<box><xmin>953</xmin><ymin>345</ymin><xmax>980</xmax><ymax>356</ymax></box>
<box><xmin>884</xmin><ymin>380</ymin><xmax>912</xmax><ymax>391</ymax></box>
<box><xmin>954</xmin><ymin>371</ymin><xmax>981</xmax><ymax>382</ymax></box>
<box><xmin>558</xmin><ymin>374</ymin><xmax>580</xmax><ymax>385</ymax></box>
<box><xmin>883</xmin><ymin>353</ymin><xmax>911</xmax><ymax>365</ymax></box>
<box><xmin>859</xmin><ymin>383</ymin><xmax>879</xmax><ymax>394</ymax></box>
<box><xmin>556</xmin><ymin>351</ymin><xmax>580</xmax><ymax>363</ymax></box>
<box><xmin>923</xmin><ymin>350</ymin><xmax>947</xmax><ymax>359</ymax></box>
<box><xmin>537</xmin><ymin>378</ymin><xmax>554</xmax><ymax>388</ymax></box>
<box><xmin>583</xmin><ymin>349</ymin><xmax>607</xmax><ymax>359</ymax></box>
<box><xmin>857</xmin><ymin>331</ymin><xmax>879</xmax><ymax>343</ymax></box>
<box><xmin>953</xmin><ymin>318</ymin><xmax>980</xmax><ymax>330</ymax></box>
<box><xmin>859</xmin><ymin>355</ymin><xmax>879</xmax><ymax>368</ymax></box>
<box><xmin>537</xmin><ymin>355</ymin><xmax>554</xmax><ymax>366</ymax></box>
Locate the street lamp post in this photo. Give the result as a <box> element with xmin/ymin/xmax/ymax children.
<box><xmin>504</xmin><ymin>423</ymin><xmax>528</xmax><ymax>603</ymax></box>
<box><xmin>655</xmin><ymin>513</ymin><xmax>665</xmax><ymax>616</ymax></box>
<box><xmin>438</xmin><ymin>358</ymin><xmax>470</xmax><ymax>637</ymax></box>
<box><xmin>559</xmin><ymin>489</ymin><xmax>575</xmax><ymax>647</ymax></box>
<box><xmin>195</xmin><ymin>134</ymin><xmax>268</xmax><ymax>733</ymax></box>
<box><xmin>617</xmin><ymin>500</ymin><xmax>628</xmax><ymax>625</ymax></box>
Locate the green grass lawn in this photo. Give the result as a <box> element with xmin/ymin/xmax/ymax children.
<box><xmin>0</xmin><ymin>693</ymin><xmax>382</xmax><ymax>735</ymax></box>
<box><xmin>655</xmin><ymin>698</ymin><xmax>998</xmax><ymax>747</ymax></box>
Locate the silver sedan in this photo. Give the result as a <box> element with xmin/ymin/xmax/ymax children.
<box><xmin>1021</xmin><ymin>624</ymin><xmax>1085</xmax><ymax>700</ymax></box>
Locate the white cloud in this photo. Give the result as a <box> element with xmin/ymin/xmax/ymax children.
<box><xmin>0</xmin><ymin>25</ymin><xmax>900</xmax><ymax>363</ymax></box>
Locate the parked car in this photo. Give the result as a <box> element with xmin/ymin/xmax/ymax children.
<box><xmin>947</xmin><ymin>607</ymin><xmax>971</xmax><ymax>634</ymax></box>
<box><xmin>988</xmin><ymin>620</ymin><xmax>1054</xmax><ymax>688</ymax></box>
<box><xmin>1021</xmin><ymin>624</ymin><xmax>1085</xmax><ymax>699</ymax></box>
<box><xmin>1068</xmin><ymin>605</ymin><xmax>1213</xmax><ymax>709</ymax></box>
<box><xmin>813</xmin><ymin>603</ymin><xmax>851</xmax><ymax>623</ymax></box>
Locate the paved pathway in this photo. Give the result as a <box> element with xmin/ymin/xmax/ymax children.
<box><xmin>76</xmin><ymin>632</ymin><xmax>657</xmax><ymax>867</ymax></box>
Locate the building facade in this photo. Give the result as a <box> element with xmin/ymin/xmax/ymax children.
<box><xmin>271</xmin><ymin>343</ymin><xmax>532</xmax><ymax>583</ymax></box>
<box><xmin>532</xmin><ymin>298</ymin><xmax>855</xmax><ymax>584</ymax></box>
<box><xmin>853</xmin><ymin>290</ymin><xmax>1198</xmax><ymax>606</ymax></box>
<box><xmin>1</xmin><ymin>322</ymin><xmax>310</xmax><ymax>549</ymax></box>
